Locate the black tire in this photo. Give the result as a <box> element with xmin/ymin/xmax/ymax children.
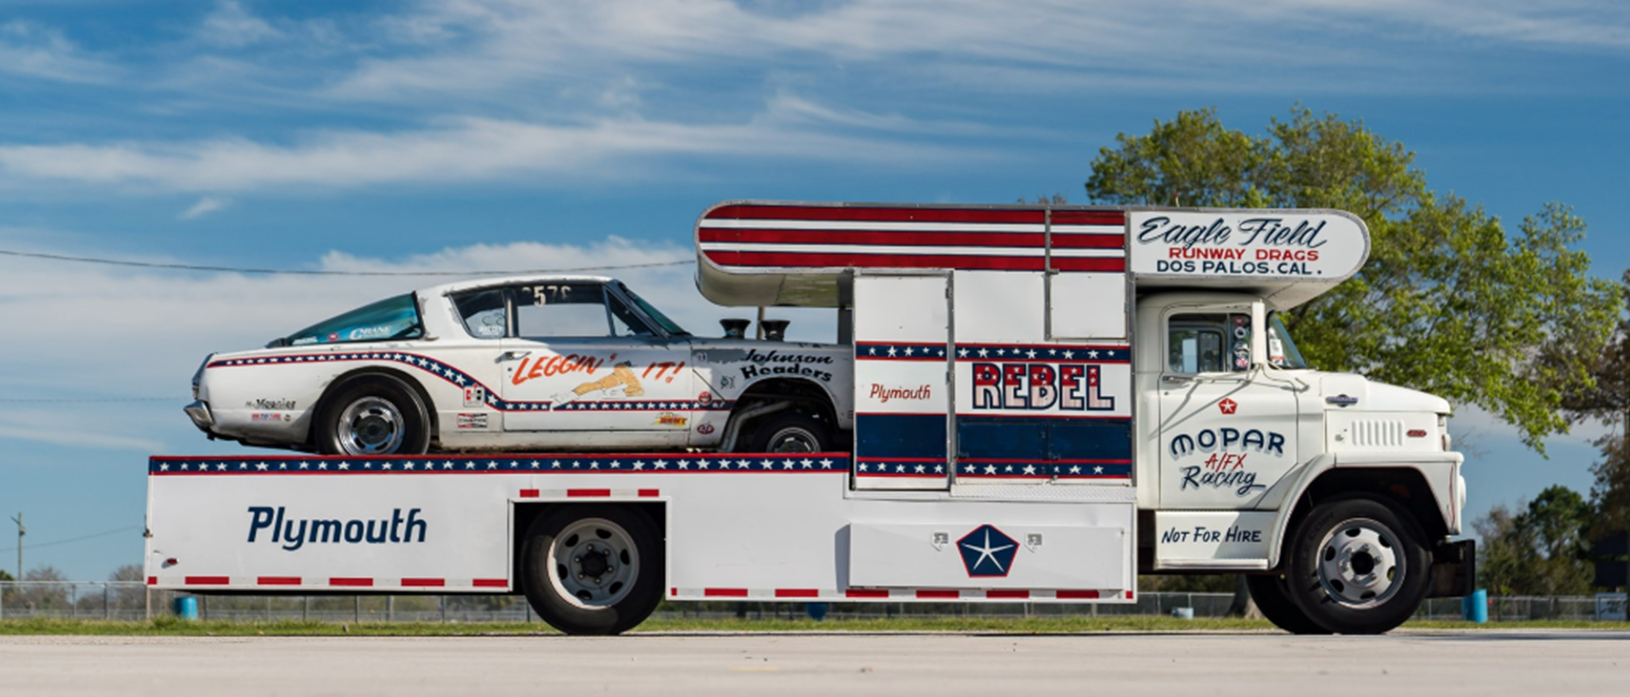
<box><xmin>747</xmin><ymin>412</ymin><xmax>831</xmax><ymax>453</ymax></box>
<box><xmin>521</xmin><ymin>505</ymin><xmax>664</xmax><ymax>636</ymax></box>
<box><xmin>1246</xmin><ymin>573</ymin><xmax>1330</xmax><ymax>635</ymax></box>
<box><xmin>1283</xmin><ymin>496</ymin><xmax>1432</xmax><ymax>634</ymax></box>
<box><xmin>315</xmin><ymin>375</ymin><xmax>431</xmax><ymax>456</ymax></box>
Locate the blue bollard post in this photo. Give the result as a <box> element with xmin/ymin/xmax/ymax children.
<box><xmin>173</xmin><ymin>596</ymin><xmax>198</xmax><ymax>621</ymax></box>
<box><xmin>1460</xmin><ymin>589</ymin><xmax>1488</xmax><ymax>623</ymax></box>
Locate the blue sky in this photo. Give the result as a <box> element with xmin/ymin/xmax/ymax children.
<box><xmin>0</xmin><ymin>0</ymin><xmax>1627</xmax><ymax>580</ymax></box>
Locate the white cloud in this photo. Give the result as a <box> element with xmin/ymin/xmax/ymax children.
<box><xmin>0</xmin><ymin>111</ymin><xmax>976</xmax><ymax>192</ymax></box>
<box><xmin>0</xmin><ymin>20</ymin><xmax>113</xmax><ymax>83</ymax></box>
<box><xmin>198</xmin><ymin>1</ymin><xmax>284</xmax><ymax>49</ymax></box>
<box><xmin>178</xmin><ymin>196</ymin><xmax>231</xmax><ymax>219</ymax></box>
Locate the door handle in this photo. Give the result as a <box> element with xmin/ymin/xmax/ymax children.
<box><xmin>499</xmin><ymin>351</ymin><xmax>531</xmax><ymax>362</ymax></box>
<box><xmin>1161</xmin><ymin>374</ymin><xmax>1194</xmax><ymax>385</ymax></box>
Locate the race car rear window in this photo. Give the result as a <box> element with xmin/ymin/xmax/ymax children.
<box><xmin>285</xmin><ymin>293</ymin><xmax>424</xmax><ymax>346</ymax></box>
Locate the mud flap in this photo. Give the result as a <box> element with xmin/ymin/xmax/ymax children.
<box><xmin>1428</xmin><ymin>539</ymin><xmax>1476</xmax><ymax>598</ymax></box>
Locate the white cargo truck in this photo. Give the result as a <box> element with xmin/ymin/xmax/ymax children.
<box><xmin>146</xmin><ymin>202</ymin><xmax>1473</xmax><ymax>635</ymax></box>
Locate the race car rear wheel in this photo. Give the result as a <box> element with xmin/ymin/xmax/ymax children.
<box><xmin>316</xmin><ymin>375</ymin><xmax>431</xmax><ymax>456</ymax></box>
<box><xmin>749</xmin><ymin>412</ymin><xmax>830</xmax><ymax>453</ymax></box>
<box><xmin>521</xmin><ymin>505</ymin><xmax>663</xmax><ymax>636</ymax></box>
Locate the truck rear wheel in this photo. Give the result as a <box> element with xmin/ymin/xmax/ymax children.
<box><xmin>1283</xmin><ymin>496</ymin><xmax>1431</xmax><ymax>634</ymax></box>
<box><xmin>521</xmin><ymin>505</ymin><xmax>663</xmax><ymax>636</ymax></box>
<box><xmin>1245</xmin><ymin>573</ymin><xmax>1330</xmax><ymax>635</ymax></box>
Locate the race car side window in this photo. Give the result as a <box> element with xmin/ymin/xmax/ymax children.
<box><xmin>453</xmin><ymin>289</ymin><xmax>508</xmax><ymax>339</ymax></box>
<box><xmin>514</xmin><ymin>283</ymin><xmax>616</xmax><ymax>338</ymax></box>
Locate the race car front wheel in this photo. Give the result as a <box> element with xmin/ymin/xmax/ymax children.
<box><xmin>522</xmin><ymin>504</ymin><xmax>664</xmax><ymax>636</ymax></box>
<box><xmin>316</xmin><ymin>375</ymin><xmax>431</xmax><ymax>456</ymax></box>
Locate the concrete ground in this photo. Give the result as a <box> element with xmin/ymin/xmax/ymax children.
<box><xmin>5</xmin><ymin>631</ymin><xmax>1628</xmax><ymax>696</ymax></box>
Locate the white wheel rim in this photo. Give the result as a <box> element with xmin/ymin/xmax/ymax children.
<box><xmin>1315</xmin><ymin>517</ymin><xmax>1404</xmax><ymax>608</ymax></box>
<box><xmin>547</xmin><ymin>518</ymin><xmax>640</xmax><ymax>609</ymax></box>
<box><xmin>337</xmin><ymin>396</ymin><xmax>405</xmax><ymax>455</ymax></box>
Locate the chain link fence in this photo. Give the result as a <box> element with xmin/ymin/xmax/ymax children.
<box><xmin>2</xmin><ymin>582</ymin><xmax>1625</xmax><ymax>623</ymax></box>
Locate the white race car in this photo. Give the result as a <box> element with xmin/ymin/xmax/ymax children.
<box><xmin>185</xmin><ymin>275</ymin><xmax>852</xmax><ymax>456</ymax></box>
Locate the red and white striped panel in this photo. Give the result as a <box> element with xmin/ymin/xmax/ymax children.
<box><xmin>158</xmin><ymin>575</ymin><xmax>510</xmax><ymax>591</ymax></box>
<box><xmin>671</xmin><ymin>587</ymin><xmax>1133</xmax><ymax>602</ymax></box>
<box><xmin>516</xmin><ymin>488</ymin><xmax>662</xmax><ymax>500</ymax></box>
<box><xmin>698</xmin><ymin>204</ymin><xmax>1126</xmax><ymax>273</ymax></box>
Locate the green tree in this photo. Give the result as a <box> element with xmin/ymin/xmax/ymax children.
<box><xmin>1557</xmin><ymin>270</ymin><xmax>1630</xmax><ymax>540</ymax></box>
<box><xmin>1086</xmin><ymin>107</ymin><xmax>1621</xmax><ymax>452</ymax></box>
<box><xmin>1475</xmin><ymin>486</ymin><xmax>1596</xmax><ymax>595</ymax></box>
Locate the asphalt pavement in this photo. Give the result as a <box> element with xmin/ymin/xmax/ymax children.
<box><xmin>6</xmin><ymin>630</ymin><xmax>1628</xmax><ymax>696</ymax></box>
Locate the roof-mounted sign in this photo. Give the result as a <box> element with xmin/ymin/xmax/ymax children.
<box><xmin>1128</xmin><ymin>210</ymin><xmax>1369</xmax><ymax>282</ymax></box>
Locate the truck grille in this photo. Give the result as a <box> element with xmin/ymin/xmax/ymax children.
<box><xmin>1350</xmin><ymin>419</ymin><xmax>1406</xmax><ymax>448</ymax></box>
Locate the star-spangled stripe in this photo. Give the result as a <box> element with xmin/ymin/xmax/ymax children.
<box><xmin>207</xmin><ymin>351</ymin><xmax>734</xmax><ymax>413</ymax></box>
<box><xmin>149</xmin><ymin>455</ymin><xmax>849</xmax><ymax>475</ymax></box>
<box><xmin>856</xmin><ymin>343</ymin><xmax>1131</xmax><ymax>363</ymax></box>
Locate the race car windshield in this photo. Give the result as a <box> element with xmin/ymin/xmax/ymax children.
<box><xmin>284</xmin><ymin>293</ymin><xmax>424</xmax><ymax>346</ymax></box>
<box><xmin>619</xmin><ymin>284</ymin><xmax>690</xmax><ymax>336</ymax></box>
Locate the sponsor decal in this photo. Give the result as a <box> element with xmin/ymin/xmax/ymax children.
<box><xmin>462</xmin><ymin>386</ymin><xmax>486</xmax><ymax>408</ymax></box>
<box><xmin>249</xmin><ymin>412</ymin><xmax>292</xmax><ymax>422</ymax></box>
<box><xmin>718</xmin><ymin>375</ymin><xmax>735</xmax><ymax>388</ymax></box>
<box><xmin>693</xmin><ymin>351</ymin><xmax>709</xmax><ymax>364</ymax></box>
<box><xmin>247</xmin><ymin>398</ymin><xmax>297</xmax><ymax>410</ymax></box>
<box><xmin>247</xmin><ymin>506</ymin><xmax>426</xmax><ymax>552</ymax></box>
<box><xmin>737</xmin><ymin>349</ymin><xmax>835</xmax><ymax>382</ymax></box>
<box><xmin>1169</xmin><ymin>427</ymin><xmax>1284</xmax><ymax>496</ymax></box>
<box><xmin>958</xmin><ymin>524</ymin><xmax>1018</xmax><ymax>578</ymax></box>
<box><xmin>1326</xmin><ymin>394</ymin><xmax>1359</xmax><ymax>407</ymax></box>
<box><xmin>456</xmin><ymin>413</ymin><xmax>489</xmax><ymax>429</ymax></box>
<box><xmin>698</xmin><ymin>391</ymin><xmax>712</xmax><ymax>403</ymax></box>
<box><xmin>1159</xmin><ymin>524</ymin><xmax>1264</xmax><ymax>544</ymax></box>
<box><xmin>327</xmin><ymin>333</ymin><xmax>339</xmax><ymax>342</ymax></box>
<box><xmin>291</xmin><ymin>337</ymin><xmax>318</xmax><ymax>346</ymax></box>
<box><xmin>1217</xmin><ymin>398</ymin><xmax>1238</xmax><ymax>415</ymax></box>
<box><xmin>970</xmin><ymin>362</ymin><xmax>1113</xmax><ymax>411</ymax></box>
<box><xmin>696</xmin><ymin>422</ymin><xmax>716</xmax><ymax>435</ymax></box>
<box><xmin>653</xmin><ymin>412</ymin><xmax>688</xmax><ymax>427</ymax></box>
<box><xmin>347</xmin><ymin>325</ymin><xmax>393</xmax><ymax>340</ymax></box>
<box><xmin>511</xmin><ymin>352</ymin><xmax>614</xmax><ymax>386</ymax></box>
<box><xmin>868</xmin><ymin>383</ymin><xmax>933</xmax><ymax>403</ymax></box>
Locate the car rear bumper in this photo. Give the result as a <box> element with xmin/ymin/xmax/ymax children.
<box><xmin>184</xmin><ymin>400</ymin><xmax>214</xmax><ymax>432</ymax></box>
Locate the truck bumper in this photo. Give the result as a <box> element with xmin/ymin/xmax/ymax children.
<box><xmin>1429</xmin><ymin>539</ymin><xmax>1476</xmax><ymax>598</ymax></box>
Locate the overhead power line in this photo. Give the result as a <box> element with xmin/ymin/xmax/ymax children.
<box><xmin>0</xmin><ymin>525</ymin><xmax>141</xmax><ymax>554</ymax></box>
<box><xmin>0</xmin><ymin>397</ymin><xmax>179</xmax><ymax>404</ymax></box>
<box><xmin>0</xmin><ymin>248</ymin><xmax>694</xmax><ymax>276</ymax></box>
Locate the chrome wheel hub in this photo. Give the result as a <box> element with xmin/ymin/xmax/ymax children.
<box><xmin>337</xmin><ymin>397</ymin><xmax>404</xmax><ymax>455</ymax></box>
<box><xmin>1316</xmin><ymin>517</ymin><xmax>1403</xmax><ymax>608</ymax></box>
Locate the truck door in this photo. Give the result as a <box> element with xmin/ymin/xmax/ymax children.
<box><xmin>1156</xmin><ymin>306</ymin><xmax>1299</xmax><ymax>508</ymax></box>
<box><xmin>851</xmin><ymin>273</ymin><xmax>952</xmax><ymax>490</ymax></box>
<box><xmin>498</xmin><ymin>281</ymin><xmax>694</xmax><ymax>433</ymax></box>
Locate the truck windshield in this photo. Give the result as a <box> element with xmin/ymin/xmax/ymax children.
<box><xmin>1267</xmin><ymin>313</ymin><xmax>1309</xmax><ymax>369</ymax></box>
<box><xmin>284</xmin><ymin>293</ymin><xmax>424</xmax><ymax>346</ymax></box>
<box><xmin>618</xmin><ymin>284</ymin><xmax>690</xmax><ymax>336</ymax></box>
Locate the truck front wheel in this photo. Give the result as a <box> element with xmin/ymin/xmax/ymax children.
<box><xmin>1245</xmin><ymin>573</ymin><xmax>1329</xmax><ymax>635</ymax></box>
<box><xmin>1283</xmin><ymin>496</ymin><xmax>1431</xmax><ymax>634</ymax></box>
<box><xmin>521</xmin><ymin>505</ymin><xmax>663</xmax><ymax>636</ymax></box>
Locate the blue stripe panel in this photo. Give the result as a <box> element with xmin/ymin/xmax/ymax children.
<box><xmin>855</xmin><ymin>414</ymin><xmax>947</xmax><ymax>460</ymax></box>
<box><xmin>955</xmin><ymin>417</ymin><xmax>1131</xmax><ymax>462</ymax></box>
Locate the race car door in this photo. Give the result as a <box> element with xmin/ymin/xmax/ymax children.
<box><xmin>497</xmin><ymin>281</ymin><xmax>695</xmax><ymax>433</ymax></box>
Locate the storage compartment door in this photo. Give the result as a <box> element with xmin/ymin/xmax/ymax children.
<box><xmin>852</xmin><ymin>273</ymin><xmax>951</xmax><ymax>490</ymax></box>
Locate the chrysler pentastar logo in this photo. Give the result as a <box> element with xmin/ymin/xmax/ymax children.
<box><xmin>958</xmin><ymin>524</ymin><xmax>1018</xmax><ymax>578</ymax></box>
<box><xmin>1218</xmin><ymin>398</ymin><xmax>1238</xmax><ymax>415</ymax></box>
